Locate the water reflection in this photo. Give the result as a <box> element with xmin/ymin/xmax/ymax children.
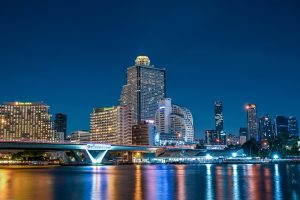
<box><xmin>232</xmin><ymin>165</ymin><xmax>240</xmax><ymax>200</ymax></box>
<box><xmin>206</xmin><ymin>164</ymin><xmax>213</xmax><ymax>200</ymax></box>
<box><xmin>175</xmin><ymin>165</ymin><xmax>186</xmax><ymax>200</ymax></box>
<box><xmin>0</xmin><ymin>164</ymin><xmax>299</xmax><ymax>200</ymax></box>
<box><xmin>274</xmin><ymin>164</ymin><xmax>282</xmax><ymax>200</ymax></box>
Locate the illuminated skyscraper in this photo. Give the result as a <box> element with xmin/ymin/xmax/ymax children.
<box><xmin>214</xmin><ymin>101</ymin><xmax>224</xmax><ymax>132</ymax></box>
<box><xmin>275</xmin><ymin>116</ymin><xmax>289</xmax><ymax>137</ymax></box>
<box><xmin>120</xmin><ymin>55</ymin><xmax>166</xmax><ymax>125</ymax></box>
<box><xmin>0</xmin><ymin>102</ymin><xmax>54</xmax><ymax>141</ymax></box>
<box><xmin>245</xmin><ymin>104</ymin><xmax>258</xmax><ymax>140</ymax></box>
<box><xmin>258</xmin><ymin>115</ymin><xmax>273</xmax><ymax>140</ymax></box>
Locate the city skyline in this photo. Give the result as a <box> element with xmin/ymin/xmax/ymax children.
<box><xmin>1</xmin><ymin>1</ymin><xmax>300</xmax><ymax>138</ymax></box>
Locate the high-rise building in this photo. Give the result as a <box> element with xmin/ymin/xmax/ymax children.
<box><xmin>288</xmin><ymin>116</ymin><xmax>299</xmax><ymax>138</ymax></box>
<box><xmin>155</xmin><ymin>98</ymin><xmax>194</xmax><ymax>143</ymax></box>
<box><xmin>275</xmin><ymin>116</ymin><xmax>289</xmax><ymax>137</ymax></box>
<box><xmin>54</xmin><ymin>113</ymin><xmax>67</xmax><ymax>140</ymax></box>
<box><xmin>0</xmin><ymin>102</ymin><xmax>54</xmax><ymax>141</ymax></box>
<box><xmin>90</xmin><ymin>106</ymin><xmax>132</xmax><ymax>144</ymax></box>
<box><xmin>214</xmin><ymin>101</ymin><xmax>224</xmax><ymax>132</ymax></box>
<box><xmin>120</xmin><ymin>55</ymin><xmax>166</xmax><ymax>125</ymax></box>
<box><xmin>245</xmin><ymin>104</ymin><xmax>258</xmax><ymax>141</ymax></box>
<box><xmin>258</xmin><ymin>115</ymin><xmax>273</xmax><ymax>140</ymax></box>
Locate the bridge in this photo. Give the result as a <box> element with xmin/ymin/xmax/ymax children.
<box><xmin>0</xmin><ymin>141</ymin><xmax>160</xmax><ymax>164</ymax></box>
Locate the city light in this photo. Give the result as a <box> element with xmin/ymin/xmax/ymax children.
<box><xmin>206</xmin><ymin>154</ymin><xmax>213</xmax><ymax>160</ymax></box>
<box><xmin>232</xmin><ymin>153</ymin><xmax>237</xmax><ymax>158</ymax></box>
<box><xmin>273</xmin><ymin>155</ymin><xmax>279</xmax><ymax>159</ymax></box>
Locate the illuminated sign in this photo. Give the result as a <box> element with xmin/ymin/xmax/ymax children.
<box><xmin>15</xmin><ymin>102</ymin><xmax>32</xmax><ymax>106</ymax></box>
<box><xmin>86</xmin><ymin>144</ymin><xmax>111</xmax><ymax>150</ymax></box>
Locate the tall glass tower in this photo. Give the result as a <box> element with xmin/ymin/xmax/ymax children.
<box><xmin>245</xmin><ymin>104</ymin><xmax>258</xmax><ymax>141</ymax></box>
<box><xmin>214</xmin><ymin>101</ymin><xmax>224</xmax><ymax>132</ymax></box>
<box><xmin>120</xmin><ymin>55</ymin><xmax>166</xmax><ymax>125</ymax></box>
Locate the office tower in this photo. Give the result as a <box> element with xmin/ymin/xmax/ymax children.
<box><xmin>258</xmin><ymin>115</ymin><xmax>273</xmax><ymax>140</ymax></box>
<box><xmin>288</xmin><ymin>116</ymin><xmax>299</xmax><ymax>138</ymax></box>
<box><xmin>0</xmin><ymin>102</ymin><xmax>54</xmax><ymax>141</ymax></box>
<box><xmin>90</xmin><ymin>106</ymin><xmax>132</xmax><ymax>144</ymax></box>
<box><xmin>132</xmin><ymin>121</ymin><xmax>156</xmax><ymax>146</ymax></box>
<box><xmin>245</xmin><ymin>104</ymin><xmax>258</xmax><ymax>140</ymax></box>
<box><xmin>120</xmin><ymin>55</ymin><xmax>166</xmax><ymax>125</ymax></box>
<box><xmin>214</xmin><ymin>101</ymin><xmax>224</xmax><ymax>132</ymax></box>
<box><xmin>275</xmin><ymin>116</ymin><xmax>289</xmax><ymax>137</ymax></box>
<box><xmin>155</xmin><ymin>98</ymin><xmax>195</xmax><ymax>143</ymax></box>
<box><xmin>54</xmin><ymin>113</ymin><xmax>67</xmax><ymax>140</ymax></box>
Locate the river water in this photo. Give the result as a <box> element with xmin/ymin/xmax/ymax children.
<box><xmin>0</xmin><ymin>164</ymin><xmax>299</xmax><ymax>200</ymax></box>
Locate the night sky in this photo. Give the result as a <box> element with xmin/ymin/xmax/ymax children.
<box><xmin>1</xmin><ymin>0</ymin><xmax>300</xmax><ymax>138</ymax></box>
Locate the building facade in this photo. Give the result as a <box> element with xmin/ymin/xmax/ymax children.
<box><xmin>214</xmin><ymin>101</ymin><xmax>224</xmax><ymax>132</ymax></box>
<box><xmin>70</xmin><ymin>130</ymin><xmax>91</xmax><ymax>143</ymax></box>
<box><xmin>258</xmin><ymin>115</ymin><xmax>273</xmax><ymax>141</ymax></box>
<box><xmin>90</xmin><ymin>106</ymin><xmax>132</xmax><ymax>145</ymax></box>
<box><xmin>132</xmin><ymin>121</ymin><xmax>156</xmax><ymax>146</ymax></box>
<box><xmin>155</xmin><ymin>98</ymin><xmax>195</xmax><ymax>143</ymax></box>
<box><xmin>0</xmin><ymin>102</ymin><xmax>54</xmax><ymax>141</ymax></box>
<box><xmin>275</xmin><ymin>116</ymin><xmax>289</xmax><ymax>137</ymax></box>
<box><xmin>120</xmin><ymin>55</ymin><xmax>166</xmax><ymax>125</ymax></box>
<box><xmin>54</xmin><ymin>113</ymin><xmax>67</xmax><ymax>140</ymax></box>
<box><xmin>288</xmin><ymin>116</ymin><xmax>299</xmax><ymax>138</ymax></box>
<box><xmin>246</xmin><ymin>104</ymin><xmax>258</xmax><ymax>141</ymax></box>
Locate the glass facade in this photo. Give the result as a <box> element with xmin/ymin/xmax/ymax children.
<box><xmin>120</xmin><ymin>55</ymin><xmax>166</xmax><ymax>125</ymax></box>
<box><xmin>246</xmin><ymin>104</ymin><xmax>258</xmax><ymax>140</ymax></box>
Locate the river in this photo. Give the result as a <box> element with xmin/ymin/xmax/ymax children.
<box><xmin>0</xmin><ymin>164</ymin><xmax>299</xmax><ymax>200</ymax></box>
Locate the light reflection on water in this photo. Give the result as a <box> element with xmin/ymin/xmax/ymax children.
<box><xmin>0</xmin><ymin>164</ymin><xmax>299</xmax><ymax>200</ymax></box>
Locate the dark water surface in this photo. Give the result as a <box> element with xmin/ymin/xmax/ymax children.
<box><xmin>0</xmin><ymin>164</ymin><xmax>299</xmax><ymax>200</ymax></box>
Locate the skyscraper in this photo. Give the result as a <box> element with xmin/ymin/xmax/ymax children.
<box><xmin>258</xmin><ymin>115</ymin><xmax>273</xmax><ymax>140</ymax></box>
<box><xmin>54</xmin><ymin>113</ymin><xmax>67</xmax><ymax>140</ymax></box>
<box><xmin>0</xmin><ymin>102</ymin><xmax>54</xmax><ymax>141</ymax></box>
<box><xmin>245</xmin><ymin>104</ymin><xmax>258</xmax><ymax>141</ymax></box>
<box><xmin>288</xmin><ymin>116</ymin><xmax>299</xmax><ymax>138</ymax></box>
<box><xmin>275</xmin><ymin>116</ymin><xmax>289</xmax><ymax>137</ymax></box>
<box><xmin>214</xmin><ymin>101</ymin><xmax>224</xmax><ymax>132</ymax></box>
<box><xmin>120</xmin><ymin>55</ymin><xmax>166</xmax><ymax>125</ymax></box>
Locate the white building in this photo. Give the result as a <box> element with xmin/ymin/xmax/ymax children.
<box><xmin>155</xmin><ymin>98</ymin><xmax>195</xmax><ymax>143</ymax></box>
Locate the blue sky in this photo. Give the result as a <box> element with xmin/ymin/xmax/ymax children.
<box><xmin>1</xmin><ymin>0</ymin><xmax>300</xmax><ymax>138</ymax></box>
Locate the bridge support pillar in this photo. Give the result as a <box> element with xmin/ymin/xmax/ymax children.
<box><xmin>85</xmin><ymin>149</ymin><xmax>108</xmax><ymax>164</ymax></box>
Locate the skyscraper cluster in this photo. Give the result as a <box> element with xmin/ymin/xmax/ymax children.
<box><xmin>90</xmin><ymin>55</ymin><xmax>195</xmax><ymax>145</ymax></box>
<box><xmin>244</xmin><ymin>104</ymin><xmax>299</xmax><ymax>142</ymax></box>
